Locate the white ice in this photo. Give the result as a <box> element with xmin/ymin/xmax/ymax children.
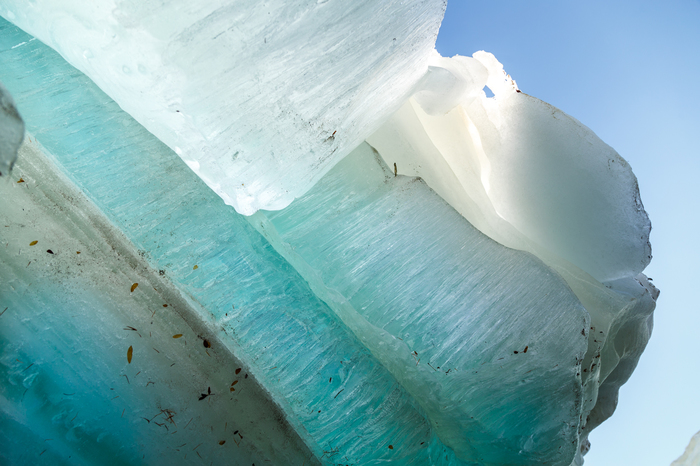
<box><xmin>0</xmin><ymin>0</ymin><xmax>445</xmax><ymax>214</ymax></box>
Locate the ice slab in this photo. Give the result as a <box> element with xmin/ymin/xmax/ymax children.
<box><xmin>367</xmin><ymin>51</ymin><xmax>658</xmax><ymax>463</ymax></box>
<box><xmin>0</xmin><ymin>0</ymin><xmax>445</xmax><ymax>214</ymax></box>
<box><xmin>251</xmin><ymin>140</ymin><xmax>658</xmax><ymax>465</ymax></box>
<box><xmin>252</xmin><ymin>143</ymin><xmax>591</xmax><ymax>465</ymax></box>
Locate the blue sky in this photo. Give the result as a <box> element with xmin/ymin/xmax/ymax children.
<box><xmin>436</xmin><ymin>1</ymin><xmax>700</xmax><ymax>465</ymax></box>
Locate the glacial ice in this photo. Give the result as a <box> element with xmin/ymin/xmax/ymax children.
<box><xmin>1</xmin><ymin>142</ymin><xmax>316</xmax><ymax>466</ymax></box>
<box><xmin>0</xmin><ymin>2</ymin><xmax>657</xmax><ymax>465</ymax></box>
<box><xmin>0</xmin><ymin>81</ymin><xmax>23</xmax><ymax>176</ymax></box>
<box><xmin>251</xmin><ymin>143</ymin><xmax>590</xmax><ymax>464</ymax></box>
<box><xmin>369</xmin><ymin>50</ymin><xmax>651</xmax><ymax>283</ymax></box>
<box><xmin>0</xmin><ymin>0</ymin><xmax>445</xmax><ymax>215</ymax></box>
<box><xmin>672</xmin><ymin>431</ymin><xmax>700</xmax><ymax>466</ymax></box>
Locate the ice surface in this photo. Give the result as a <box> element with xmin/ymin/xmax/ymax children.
<box><xmin>1</xmin><ymin>142</ymin><xmax>315</xmax><ymax>466</ymax></box>
<box><xmin>0</xmin><ymin>2</ymin><xmax>658</xmax><ymax>465</ymax></box>
<box><xmin>367</xmin><ymin>51</ymin><xmax>658</xmax><ymax>463</ymax></box>
<box><xmin>252</xmin><ymin>143</ymin><xmax>590</xmax><ymax>464</ymax></box>
<box><xmin>0</xmin><ymin>81</ymin><xmax>23</xmax><ymax>176</ymax></box>
<box><xmin>369</xmin><ymin>52</ymin><xmax>651</xmax><ymax>283</ymax></box>
<box><xmin>672</xmin><ymin>430</ymin><xmax>700</xmax><ymax>466</ymax></box>
<box><xmin>0</xmin><ymin>21</ymin><xmax>471</xmax><ymax>464</ymax></box>
<box><xmin>0</xmin><ymin>0</ymin><xmax>445</xmax><ymax>214</ymax></box>
<box><xmin>250</xmin><ymin>140</ymin><xmax>658</xmax><ymax>465</ymax></box>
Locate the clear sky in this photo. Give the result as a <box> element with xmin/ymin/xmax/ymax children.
<box><xmin>435</xmin><ymin>1</ymin><xmax>700</xmax><ymax>465</ymax></box>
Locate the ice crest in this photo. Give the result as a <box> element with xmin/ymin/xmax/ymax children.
<box><xmin>0</xmin><ymin>0</ymin><xmax>446</xmax><ymax>214</ymax></box>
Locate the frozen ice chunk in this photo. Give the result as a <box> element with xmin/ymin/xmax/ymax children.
<box><xmin>0</xmin><ymin>142</ymin><xmax>315</xmax><ymax>466</ymax></box>
<box><xmin>573</xmin><ymin>273</ymin><xmax>657</xmax><ymax>464</ymax></box>
<box><xmin>0</xmin><ymin>81</ymin><xmax>23</xmax><ymax>177</ymax></box>
<box><xmin>476</xmin><ymin>90</ymin><xmax>651</xmax><ymax>282</ymax></box>
<box><xmin>366</xmin><ymin>51</ymin><xmax>657</xmax><ymax>463</ymax></box>
<box><xmin>0</xmin><ymin>0</ymin><xmax>445</xmax><ymax>214</ymax></box>
<box><xmin>672</xmin><ymin>431</ymin><xmax>700</xmax><ymax>466</ymax></box>
<box><xmin>473</xmin><ymin>50</ymin><xmax>520</xmax><ymax>97</ymax></box>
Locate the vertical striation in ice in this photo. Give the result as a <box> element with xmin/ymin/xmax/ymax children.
<box><xmin>251</xmin><ymin>143</ymin><xmax>590</xmax><ymax>464</ymax></box>
<box><xmin>0</xmin><ymin>0</ymin><xmax>445</xmax><ymax>214</ymax></box>
<box><xmin>0</xmin><ymin>81</ymin><xmax>23</xmax><ymax>176</ymax></box>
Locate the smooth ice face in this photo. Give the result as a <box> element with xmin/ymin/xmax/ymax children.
<box><xmin>0</xmin><ymin>81</ymin><xmax>23</xmax><ymax>176</ymax></box>
<box><xmin>369</xmin><ymin>51</ymin><xmax>651</xmax><ymax>283</ymax></box>
<box><xmin>0</xmin><ymin>0</ymin><xmax>445</xmax><ymax>214</ymax></box>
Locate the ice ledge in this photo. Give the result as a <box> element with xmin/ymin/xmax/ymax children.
<box><xmin>0</xmin><ymin>0</ymin><xmax>446</xmax><ymax>214</ymax></box>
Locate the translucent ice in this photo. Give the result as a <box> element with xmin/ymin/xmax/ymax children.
<box><xmin>0</xmin><ymin>0</ymin><xmax>445</xmax><ymax>214</ymax></box>
<box><xmin>367</xmin><ymin>51</ymin><xmax>657</xmax><ymax>462</ymax></box>
<box><xmin>0</xmin><ymin>81</ymin><xmax>23</xmax><ymax>176</ymax></box>
<box><xmin>0</xmin><ymin>142</ymin><xmax>316</xmax><ymax>466</ymax></box>
<box><xmin>251</xmin><ymin>144</ymin><xmax>590</xmax><ymax>464</ymax></box>
<box><xmin>0</xmin><ymin>22</ymin><xmax>468</xmax><ymax>464</ymax></box>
